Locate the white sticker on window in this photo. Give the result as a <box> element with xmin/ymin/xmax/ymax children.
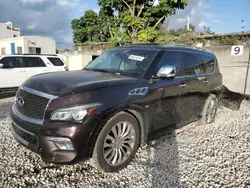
<box><xmin>128</xmin><ymin>55</ymin><xmax>145</xmax><ymax>61</ymax></box>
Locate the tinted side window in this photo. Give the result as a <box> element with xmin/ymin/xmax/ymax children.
<box><xmin>23</xmin><ymin>57</ymin><xmax>46</xmax><ymax>67</ymax></box>
<box><xmin>201</xmin><ymin>55</ymin><xmax>215</xmax><ymax>73</ymax></box>
<box><xmin>156</xmin><ymin>51</ymin><xmax>184</xmax><ymax>76</ymax></box>
<box><xmin>47</xmin><ymin>57</ymin><xmax>64</xmax><ymax>66</ymax></box>
<box><xmin>183</xmin><ymin>53</ymin><xmax>205</xmax><ymax>76</ymax></box>
<box><xmin>0</xmin><ymin>57</ymin><xmax>23</xmax><ymax>68</ymax></box>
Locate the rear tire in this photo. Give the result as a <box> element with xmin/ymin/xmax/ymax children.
<box><xmin>91</xmin><ymin>112</ymin><xmax>140</xmax><ymax>172</ymax></box>
<box><xmin>201</xmin><ymin>94</ymin><xmax>218</xmax><ymax>124</ymax></box>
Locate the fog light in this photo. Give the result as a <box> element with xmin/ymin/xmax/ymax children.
<box><xmin>47</xmin><ymin>137</ymin><xmax>75</xmax><ymax>151</ymax></box>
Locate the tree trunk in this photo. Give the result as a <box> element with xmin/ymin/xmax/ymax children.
<box><xmin>131</xmin><ymin>29</ymin><xmax>138</xmax><ymax>43</ymax></box>
<box><xmin>154</xmin><ymin>16</ymin><xmax>165</xmax><ymax>29</ymax></box>
<box><xmin>107</xmin><ymin>19</ymin><xmax>114</xmax><ymax>38</ymax></box>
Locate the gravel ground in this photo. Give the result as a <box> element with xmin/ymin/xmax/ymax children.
<box><xmin>0</xmin><ymin>97</ymin><xmax>250</xmax><ymax>188</ymax></box>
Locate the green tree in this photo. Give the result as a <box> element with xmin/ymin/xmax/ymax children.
<box><xmin>137</xmin><ymin>27</ymin><xmax>158</xmax><ymax>42</ymax></box>
<box><xmin>99</xmin><ymin>0</ymin><xmax>187</xmax><ymax>42</ymax></box>
<box><xmin>202</xmin><ymin>25</ymin><xmax>215</xmax><ymax>34</ymax></box>
<box><xmin>71</xmin><ymin>10</ymin><xmax>101</xmax><ymax>43</ymax></box>
<box><xmin>189</xmin><ymin>23</ymin><xmax>195</xmax><ymax>31</ymax></box>
<box><xmin>72</xmin><ymin>0</ymin><xmax>188</xmax><ymax>44</ymax></box>
<box><xmin>108</xmin><ymin>28</ymin><xmax>131</xmax><ymax>46</ymax></box>
<box><xmin>98</xmin><ymin>6</ymin><xmax>116</xmax><ymax>41</ymax></box>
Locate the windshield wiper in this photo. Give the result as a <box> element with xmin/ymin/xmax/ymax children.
<box><xmin>118</xmin><ymin>71</ymin><xmax>141</xmax><ymax>78</ymax></box>
<box><xmin>86</xmin><ymin>68</ymin><xmax>111</xmax><ymax>73</ymax></box>
<box><xmin>86</xmin><ymin>68</ymin><xmax>121</xmax><ymax>75</ymax></box>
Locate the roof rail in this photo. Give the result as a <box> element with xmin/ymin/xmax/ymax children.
<box><xmin>21</xmin><ymin>53</ymin><xmax>58</xmax><ymax>56</ymax></box>
<box><xmin>121</xmin><ymin>42</ymin><xmax>208</xmax><ymax>51</ymax></box>
<box><xmin>123</xmin><ymin>42</ymin><xmax>161</xmax><ymax>46</ymax></box>
<box><xmin>166</xmin><ymin>43</ymin><xmax>207</xmax><ymax>51</ymax></box>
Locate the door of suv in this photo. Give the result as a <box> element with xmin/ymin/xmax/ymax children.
<box><xmin>179</xmin><ymin>52</ymin><xmax>209</xmax><ymax>121</ymax></box>
<box><xmin>0</xmin><ymin>57</ymin><xmax>26</xmax><ymax>88</ymax></box>
<box><xmin>23</xmin><ymin>56</ymin><xmax>49</xmax><ymax>79</ymax></box>
<box><xmin>200</xmin><ymin>54</ymin><xmax>219</xmax><ymax>92</ymax></box>
<box><xmin>148</xmin><ymin>51</ymin><xmax>187</xmax><ymax>131</ymax></box>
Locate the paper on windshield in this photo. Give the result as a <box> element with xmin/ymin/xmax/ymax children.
<box><xmin>128</xmin><ymin>55</ymin><xmax>145</xmax><ymax>61</ymax></box>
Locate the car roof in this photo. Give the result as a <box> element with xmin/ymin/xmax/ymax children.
<box><xmin>0</xmin><ymin>54</ymin><xmax>58</xmax><ymax>57</ymax></box>
<box><xmin>117</xmin><ymin>43</ymin><xmax>215</xmax><ymax>57</ymax></box>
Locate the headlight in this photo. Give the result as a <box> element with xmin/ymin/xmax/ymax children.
<box><xmin>51</xmin><ymin>103</ymin><xmax>102</xmax><ymax>122</ymax></box>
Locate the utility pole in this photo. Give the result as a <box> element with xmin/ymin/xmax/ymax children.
<box><xmin>241</xmin><ymin>19</ymin><xmax>249</xmax><ymax>94</ymax></box>
<box><xmin>187</xmin><ymin>16</ymin><xmax>190</xmax><ymax>31</ymax></box>
<box><xmin>242</xmin><ymin>20</ymin><xmax>244</xmax><ymax>33</ymax></box>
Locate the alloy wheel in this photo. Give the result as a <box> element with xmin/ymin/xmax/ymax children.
<box><xmin>103</xmin><ymin>121</ymin><xmax>136</xmax><ymax>166</ymax></box>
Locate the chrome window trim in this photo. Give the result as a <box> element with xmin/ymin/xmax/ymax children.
<box><xmin>20</xmin><ymin>86</ymin><xmax>58</xmax><ymax>100</ymax></box>
<box><xmin>12</xmin><ymin>104</ymin><xmax>43</xmax><ymax>125</ymax></box>
<box><xmin>157</xmin><ymin>50</ymin><xmax>216</xmax><ymax>78</ymax></box>
<box><xmin>174</xmin><ymin>73</ymin><xmax>214</xmax><ymax>79</ymax></box>
<box><xmin>164</xmin><ymin>49</ymin><xmax>215</xmax><ymax>58</ymax></box>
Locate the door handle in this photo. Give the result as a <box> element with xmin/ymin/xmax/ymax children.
<box><xmin>179</xmin><ymin>83</ymin><xmax>187</xmax><ymax>88</ymax></box>
<box><xmin>19</xmin><ymin>70</ymin><xmax>26</xmax><ymax>73</ymax></box>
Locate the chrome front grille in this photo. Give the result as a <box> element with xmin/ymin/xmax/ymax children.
<box><xmin>15</xmin><ymin>89</ymin><xmax>50</xmax><ymax>120</ymax></box>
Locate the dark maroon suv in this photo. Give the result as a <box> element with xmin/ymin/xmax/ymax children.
<box><xmin>10</xmin><ymin>44</ymin><xmax>222</xmax><ymax>172</ymax></box>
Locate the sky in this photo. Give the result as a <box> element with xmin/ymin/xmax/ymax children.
<box><xmin>0</xmin><ymin>0</ymin><xmax>249</xmax><ymax>49</ymax></box>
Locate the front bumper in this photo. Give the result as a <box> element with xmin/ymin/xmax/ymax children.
<box><xmin>10</xmin><ymin>105</ymin><xmax>97</xmax><ymax>164</ymax></box>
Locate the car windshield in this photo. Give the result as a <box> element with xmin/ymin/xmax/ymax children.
<box><xmin>85</xmin><ymin>48</ymin><xmax>159</xmax><ymax>78</ymax></box>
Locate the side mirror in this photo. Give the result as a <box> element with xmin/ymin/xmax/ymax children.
<box><xmin>0</xmin><ymin>63</ymin><xmax>3</xmax><ymax>68</ymax></box>
<box><xmin>156</xmin><ymin>65</ymin><xmax>176</xmax><ymax>78</ymax></box>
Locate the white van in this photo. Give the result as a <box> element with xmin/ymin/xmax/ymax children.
<box><xmin>0</xmin><ymin>54</ymin><xmax>68</xmax><ymax>92</ymax></box>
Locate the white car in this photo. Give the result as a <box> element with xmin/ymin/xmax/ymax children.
<box><xmin>0</xmin><ymin>54</ymin><xmax>68</xmax><ymax>92</ymax></box>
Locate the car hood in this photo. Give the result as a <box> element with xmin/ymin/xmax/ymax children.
<box><xmin>22</xmin><ymin>70</ymin><xmax>138</xmax><ymax>96</ymax></box>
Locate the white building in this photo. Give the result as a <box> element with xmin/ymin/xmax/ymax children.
<box><xmin>0</xmin><ymin>36</ymin><xmax>56</xmax><ymax>55</ymax></box>
<box><xmin>0</xmin><ymin>22</ymin><xmax>56</xmax><ymax>55</ymax></box>
<box><xmin>0</xmin><ymin>22</ymin><xmax>21</xmax><ymax>39</ymax></box>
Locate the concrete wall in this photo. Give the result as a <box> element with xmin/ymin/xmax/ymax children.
<box><xmin>206</xmin><ymin>46</ymin><xmax>250</xmax><ymax>94</ymax></box>
<box><xmin>63</xmin><ymin>54</ymin><xmax>93</xmax><ymax>70</ymax></box>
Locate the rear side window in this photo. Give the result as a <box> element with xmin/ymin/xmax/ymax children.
<box><xmin>23</xmin><ymin>57</ymin><xmax>46</xmax><ymax>67</ymax></box>
<box><xmin>0</xmin><ymin>57</ymin><xmax>23</xmax><ymax>68</ymax></box>
<box><xmin>156</xmin><ymin>51</ymin><xmax>184</xmax><ymax>76</ymax></box>
<box><xmin>183</xmin><ymin>53</ymin><xmax>205</xmax><ymax>76</ymax></box>
<box><xmin>201</xmin><ymin>55</ymin><xmax>215</xmax><ymax>73</ymax></box>
<box><xmin>47</xmin><ymin>57</ymin><xmax>64</xmax><ymax>66</ymax></box>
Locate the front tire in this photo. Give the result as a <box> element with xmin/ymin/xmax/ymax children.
<box><xmin>91</xmin><ymin>112</ymin><xmax>140</xmax><ymax>172</ymax></box>
<box><xmin>201</xmin><ymin>94</ymin><xmax>218</xmax><ymax>124</ymax></box>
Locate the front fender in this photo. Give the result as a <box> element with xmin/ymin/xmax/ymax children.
<box><xmin>86</xmin><ymin>103</ymin><xmax>149</xmax><ymax>158</ymax></box>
